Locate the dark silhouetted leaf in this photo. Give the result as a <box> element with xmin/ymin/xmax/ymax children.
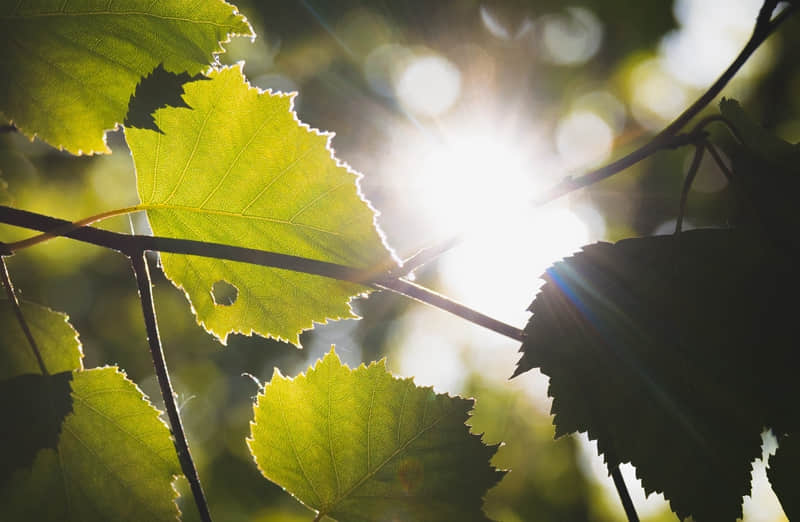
<box><xmin>124</xmin><ymin>64</ymin><xmax>207</xmax><ymax>132</ymax></box>
<box><xmin>720</xmin><ymin>99</ymin><xmax>800</xmax><ymax>254</ymax></box>
<box><xmin>767</xmin><ymin>434</ymin><xmax>799</xmax><ymax>520</ymax></box>
<box><xmin>514</xmin><ymin>229</ymin><xmax>799</xmax><ymax>521</ymax></box>
<box><xmin>0</xmin><ymin>372</ymin><xmax>73</xmax><ymax>489</ymax></box>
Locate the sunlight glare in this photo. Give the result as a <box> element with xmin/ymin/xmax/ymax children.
<box><xmin>405</xmin><ymin>132</ymin><xmax>538</xmax><ymax>240</ymax></box>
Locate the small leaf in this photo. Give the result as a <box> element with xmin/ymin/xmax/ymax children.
<box><xmin>767</xmin><ymin>434</ymin><xmax>799</xmax><ymax>520</ymax></box>
<box><xmin>127</xmin><ymin>65</ymin><xmax>396</xmax><ymax>345</ymax></box>
<box><xmin>718</xmin><ymin>99</ymin><xmax>800</xmax><ymax>253</ymax></box>
<box><xmin>124</xmin><ymin>64</ymin><xmax>207</xmax><ymax>133</ymax></box>
<box><xmin>514</xmin><ymin>229</ymin><xmax>798</xmax><ymax>521</ymax></box>
<box><xmin>719</xmin><ymin>98</ymin><xmax>797</xmax><ymax>165</ymax></box>
<box><xmin>0</xmin><ymin>367</ymin><xmax>182</xmax><ymax>522</ymax></box>
<box><xmin>0</xmin><ymin>0</ymin><xmax>252</xmax><ymax>154</ymax></box>
<box><xmin>248</xmin><ymin>349</ymin><xmax>505</xmax><ymax>521</ymax></box>
<box><xmin>0</xmin><ymin>299</ymin><xmax>83</xmax><ymax>380</ymax></box>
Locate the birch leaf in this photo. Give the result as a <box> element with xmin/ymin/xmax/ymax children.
<box><xmin>126</xmin><ymin>65</ymin><xmax>396</xmax><ymax>346</ymax></box>
<box><xmin>248</xmin><ymin>349</ymin><xmax>504</xmax><ymax>521</ymax></box>
<box><xmin>0</xmin><ymin>0</ymin><xmax>251</xmax><ymax>154</ymax></box>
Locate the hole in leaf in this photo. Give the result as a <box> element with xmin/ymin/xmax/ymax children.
<box><xmin>211</xmin><ymin>280</ymin><xmax>238</xmax><ymax>306</ymax></box>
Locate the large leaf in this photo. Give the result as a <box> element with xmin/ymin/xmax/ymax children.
<box><xmin>513</xmin><ymin>229</ymin><xmax>799</xmax><ymax>521</ymax></box>
<box><xmin>248</xmin><ymin>349</ymin><xmax>505</xmax><ymax>521</ymax></box>
<box><xmin>126</xmin><ymin>65</ymin><xmax>396</xmax><ymax>345</ymax></box>
<box><xmin>0</xmin><ymin>0</ymin><xmax>251</xmax><ymax>154</ymax></box>
<box><xmin>0</xmin><ymin>302</ymin><xmax>181</xmax><ymax>520</ymax></box>
<box><xmin>768</xmin><ymin>434</ymin><xmax>799</xmax><ymax>520</ymax></box>
<box><xmin>0</xmin><ymin>367</ymin><xmax>182</xmax><ymax>521</ymax></box>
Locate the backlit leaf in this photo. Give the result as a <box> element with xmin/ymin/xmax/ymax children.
<box><xmin>0</xmin><ymin>0</ymin><xmax>252</xmax><ymax>154</ymax></box>
<box><xmin>513</xmin><ymin>229</ymin><xmax>799</xmax><ymax>521</ymax></box>
<box><xmin>126</xmin><ymin>65</ymin><xmax>396</xmax><ymax>346</ymax></box>
<box><xmin>0</xmin><ymin>303</ymin><xmax>181</xmax><ymax>520</ymax></box>
<box><xmin>248</xmin><ymin>349</ymin><xmax>505</xmax><ymax>521</ymax></box>
<box><xmin>0</xmin><ymin>367</ymin><xmax>182</xmax><ymax>522</ymax></box>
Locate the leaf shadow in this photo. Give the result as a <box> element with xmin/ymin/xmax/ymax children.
<box><xmin>124</xmin><ymin>64</ymin><xmax>208</xmax><ymax>133</ymax></box>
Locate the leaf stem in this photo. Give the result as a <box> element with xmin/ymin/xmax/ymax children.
<box><xmin>130</xmin><ymin>251</ymin><xmax>213</xmax><ymax>522</ymax></box>
<box><xmin>0</xmin><ymin>254</ymin><xmax>48</xmax><ymax>374</ymax></box>
<box><xmin>0</xmin><ymin>205</ymin><xmax>525</xmax><ymax>344</ymax></box>
<box><xmin>610</xmin><ymin>464</ymin><xmax>640</xmax><ymax>522</ymax></box>
<box><xmin>6</xmin><ymin>205</ymin><xmax>142</xmax><ymax>252</ymax></box>
<box><xmin>675</xmin><ymin>143</ymin><xmax>706</xmax><ymax>235</ymax></box>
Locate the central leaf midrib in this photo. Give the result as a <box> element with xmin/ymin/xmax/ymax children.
<box><xmin>141</xmin><ymin>203</ymin><xmax>342</xmax><ymax>236</ymax></box>
<box><xmin>318</xmin><ymin>407</ymin><xmax>452</xmax><ymax>518</ymax></box>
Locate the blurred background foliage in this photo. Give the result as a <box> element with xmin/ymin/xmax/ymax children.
<box><xmin>1</xmin><ymin>0</ymin><xmax>798</xmax><ymax>520</ymax></box>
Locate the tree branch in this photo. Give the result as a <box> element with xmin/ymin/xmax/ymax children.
<box><xmin>130</xmin><ymin>251</ymin><xmax>213</xmax><ymax>522</ymax></box>
<box><xmin>0</xmin><ymin>205</ymin><xmax>525</xmax><ymax>343</ymax></box>
<box><xmin>386</xmin><ymin>3</ymin><xmax>795</xmax><ymax>277</ymax></box>
<box><xmin>534</xmin><ymin>1</ymin><xmax>794</xmax><ymax>205</ymax></box>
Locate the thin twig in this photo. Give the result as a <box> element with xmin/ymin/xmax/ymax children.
<box><xmin>376</xmin><ymin>278</ymin><xmax>525</xmax><ymax>342</ymax></box>
<box><xmin>130</xmin><ymin>252</ymin><xmax>213</xmax><ymax>522</ymax></box>
<box><xmin>6</xmin><ymin>205</ymin><xmax>142</xmax><ymax>251</ymax></box>
<box><xmin>0</xmin><ymin>254</ymin><xmax>48</xmax><ymax>374</ymax></box>
<box><xmin>689</xmin><ymin>114</ymin><xmax>745</xmax><ymax>145</ymax></box>
<box><xmin>675</xmin><ymin>144</ymin><xmax>706</xmax><ymax>235</ymax></box>
<box><xmin>610</xmin><ymin>464</ymin><xmax>640</xmax><ymax>522</ymax></box>
<box><xmin>537</xmin><ymin>2</ymin><xmax>792</xmax><ymax>204</ymax></box>
<box><xmin>0</xmin><ymin>206</ymin><xmax>525</xmax><ymax>344</ymax></box>
<box><xmin>409</xmin><ymin>1</ymin><xmax>795</xmax><ymax>270</ymax></box>
<box><xmin>704</xmin><ymin>141</ymin><xmax>735</xmax><ymax>183</ymax></box>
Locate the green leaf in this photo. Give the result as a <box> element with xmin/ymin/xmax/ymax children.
<box><xmin>0</xmin><ymin>367</ymin><xmax>182</xmax><ymax>521</ymax></box>
<box><xmin>768</xmin><ymin>434</ymin><xmax>799</xmax><ymax>520</ymax></box>
<box><xmin>0</xmin><ymin>0</ymin><xmax>252</xmax><ymax>154</ymax></box>
<box><xmin>0</xmin><ymin>299</ymin><xmax>83</xmax><ymax>380</ymax></box>
<box><xmin>513</xmin><ymin>229</ymin><xmax>799</xmax><ymax>521</ymax></box>
<box><xmin>126</xmin><ymin>65</ymin><xmax>396</xmax><ymax>345</ymax></box>
<box><xmin>248</xmin><ymin>349</ymin><xmax>505</xmax><ymax>521</ymax></box>
<box><xmin>1</xmin><ymin>303</ymin><xmax>181</xmax><ymax>520</ymax></box>
<box><xmin>0</xmin><ymin>172</ymin><xmax>12</xmax><ymax>205</ymax></box>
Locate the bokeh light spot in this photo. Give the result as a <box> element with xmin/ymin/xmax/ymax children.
<box><xmin>540</xmin><ymin>7</ymin><xmax>603</xmax><ymax>66</ymax></box>
<box><xmin>555</xmin><ymin>111</ymin><xmax>613</xmax><ymax>170</ymax></box>
<box><xmin>396</xmin><ymin>55</ymin><xmax>462</xmax><ymax>117</ymax></box>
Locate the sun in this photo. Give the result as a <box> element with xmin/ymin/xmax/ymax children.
<box><xmin>382</xmin><ymin>120</ymin><xmax>599</xmax><ymax>325</ymax></box>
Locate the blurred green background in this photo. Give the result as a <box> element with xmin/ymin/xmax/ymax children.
<box><xmin>2</xmin><ymin>1</ymin><xmax>798</xmax><ymax>520</ymax></box>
